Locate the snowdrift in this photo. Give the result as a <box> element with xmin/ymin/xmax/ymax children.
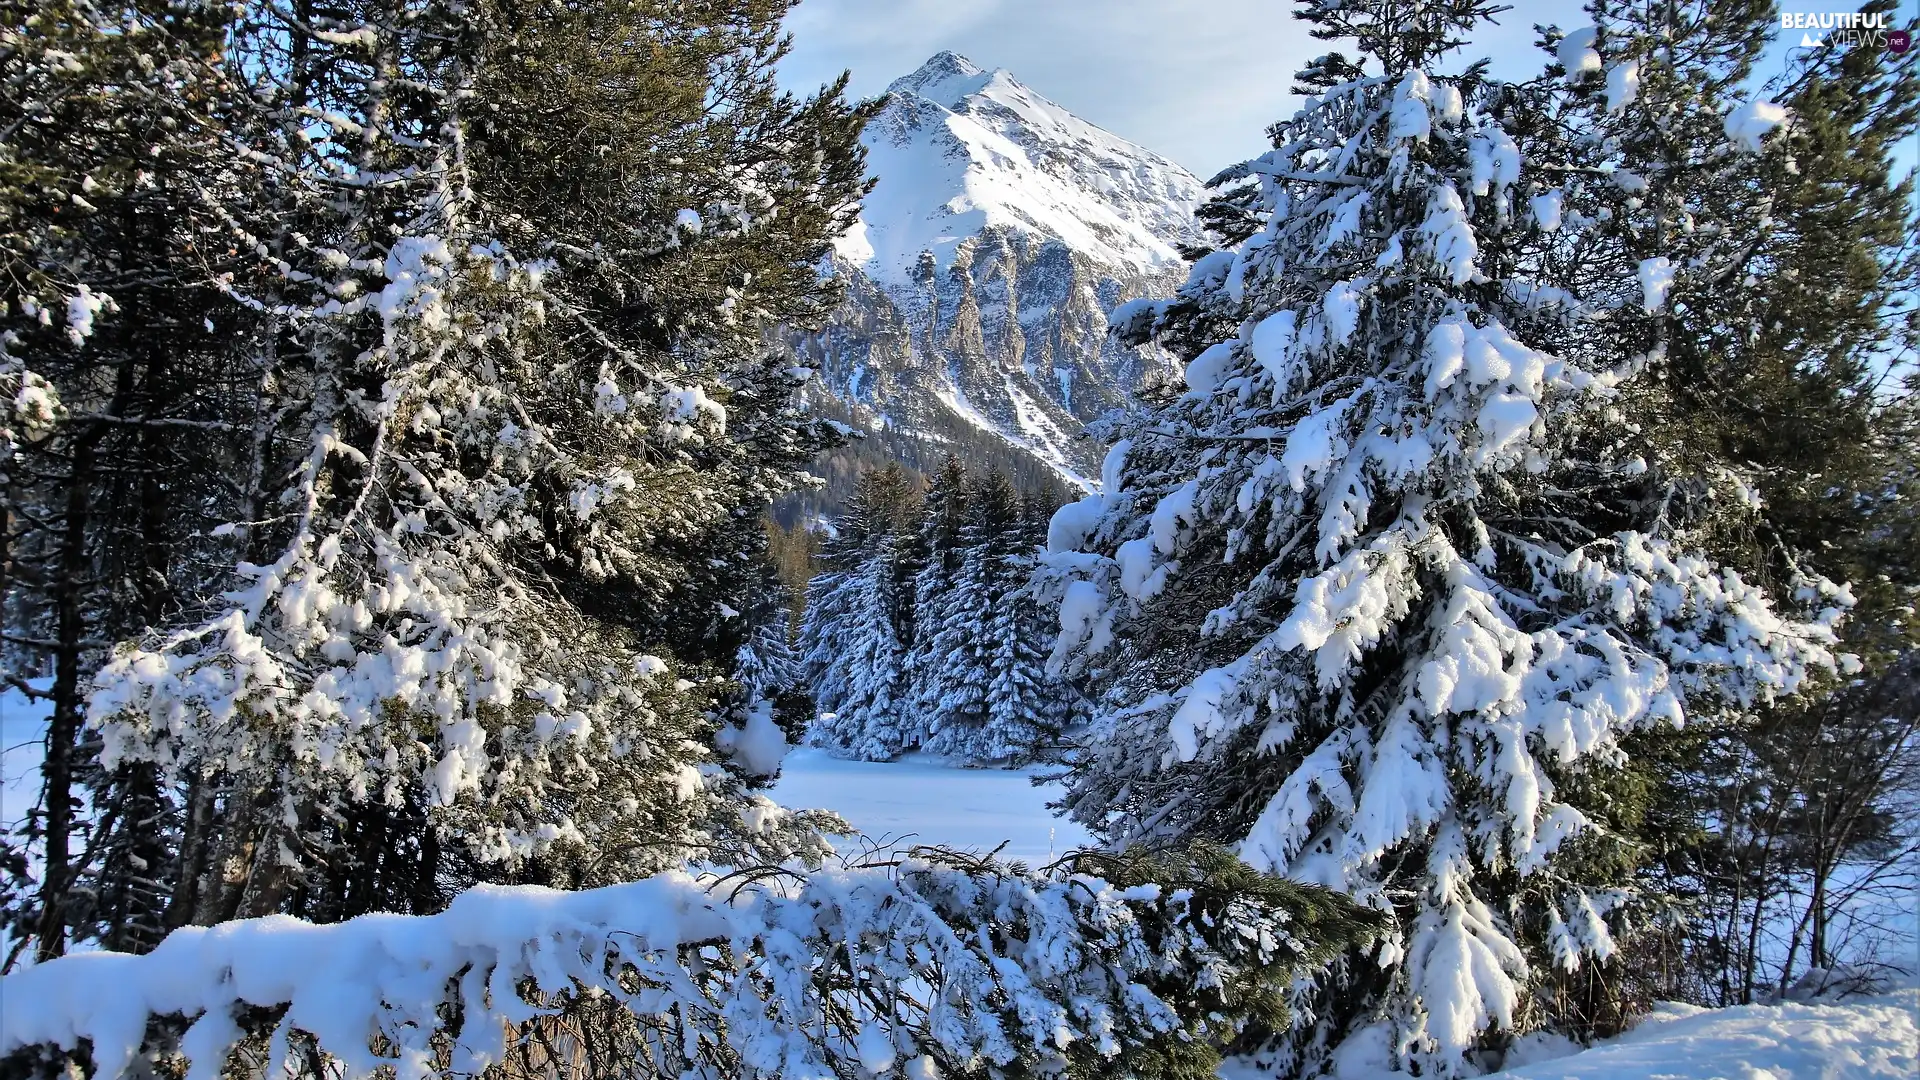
<box><xmin>1488</xmin><ymin>989</ymin><xmax>1920</xmax><ymax>1079</ymax></box>
<box><xmin>0</xmin><ymin>848</ymin><xmax>1370</xmax><ymax>1080</ymax></box>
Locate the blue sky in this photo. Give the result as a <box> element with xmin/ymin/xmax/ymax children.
<box><xmin>774</xmin><ymin>0</ymin><xmax>1580</xmax><ymax>175</ymax></box>
<box><xmin>776</xmin><ymin>0</ymin><xmax>1918</xmax><ymax>178</ymax></box>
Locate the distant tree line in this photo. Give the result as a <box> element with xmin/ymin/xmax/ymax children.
<box><xmin>785</xmin><ymin>458</ymin><xmax>1080</xmax><ymax>765</ymax></box>
<box><xmin>771</xmin><ymin>391</ymin><xmax>1081</xmax><ymax>529</ymax></box>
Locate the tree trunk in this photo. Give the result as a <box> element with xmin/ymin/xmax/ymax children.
<box><xmin>33</xmin><ymin>434</ymin><xmax>98</xmax><ymax>962</ymax></box>
<box><xmin>164</xmin><ymin>776</ymin><xmax>215</xmax><ymax>931</ymax></box>
<box><xmin>1808</xmin><ymin>810</ymin><xmax>1829</xmax><ymax>971</ymax></box>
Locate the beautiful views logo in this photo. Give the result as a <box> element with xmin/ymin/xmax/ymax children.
<box><xmin>1782</xmin><ymin>10</ymin><xmax>1909</xmax><ymax>52</ymax></box>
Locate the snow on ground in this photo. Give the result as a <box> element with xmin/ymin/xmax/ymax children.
<box><xmin>778</xmin><ymin>741</ymin><xmax>1920</xmax><ymax>1080</ymax></box>
<box><xmin>4</xmin><ymin>681</ymin><xmax>1916</xmax><ymax>1078</ymax></box>
<box><xmin>1226</xmin><ymin>988</ymin><xmax>1920</xmax><ymax>1079</ymax></box>
<box><xmin>10</xmin><ymin>680</ymin><xmax>1911</xmax><ymax>1080</ymax></box>
<box><xmin>1487</xmin><ymin>989</ymin><xmax>1920</xmax><ymax>1080</ymax></box>
<box><xmin>769</xmin><ymin>747</ymin><xmax>1092</xmax><ymax>865</ymax></box>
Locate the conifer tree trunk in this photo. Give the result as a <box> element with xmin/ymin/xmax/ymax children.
<box><xmin>34</xmin><ymin>428</ymin><xmax>97</xmax><ymax>961</ymax></box>
<box><xmin>32</xmin><ymin>341</ymin><xmax>143</xmax><ymax>957</ymax></box>
<box><xmin>162</xmin><ymin>779</ymin><xmax>215</xmax><ymax>932</ymax></box>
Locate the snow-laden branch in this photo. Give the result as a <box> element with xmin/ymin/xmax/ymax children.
<box><xmin>0</xmin><ymin>848</ymin><xmax>1375</xmax><ymax>1080</ymax></box>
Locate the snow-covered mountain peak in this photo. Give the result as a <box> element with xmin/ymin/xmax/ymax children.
<box><xmin>837</xmin><ymin>53</ymin><xmax>1206</xmax><ymax>286</ymax></box>
<box><xmin>885</xmin><ymin>50</ymin><xmax>997</xmax><ymax>106</ymax></box>
<box><xmin>794</xmin><ymin>54</ymin><xmax>1203</xmax><ymax>495</ymax></box>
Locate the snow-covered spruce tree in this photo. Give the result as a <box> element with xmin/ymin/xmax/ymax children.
<box><xmin>1038</xmin><ymin>0</ymin><xmax>1846</xmax><ymax>1070</ymax></box>
<box><xmin>75</xmin><ymin>0</ymin><xmax>869</xmax><ymax>927</ymax></box>
<box><xmin>1007</xmin><ymin>488</ymin><xmax>1085</xmax><ymax>760</ymax></box>
<box><xmin>0</xmin><ymin>845</ymin><xmax>1383</xmax><ymax>1080</ymax></box>
<box><xmin>921</xmin><ymin>470</ymin><xmax>1018</xmax><ymax>760</ymax></box>
<box><xmin>906</xmin><ymin>455</ymin><xmax>971</xmax><ymax>726</ymax></box>
<box><xmin>1543</xmin><ymin>0</ymin><xmax>1920</xmax><ymax>1010</ymax></box>
<box><xmin>735</xmin><ymin>595</ymin><xmax>802</xmax><ymax>702</ymax></box>
<box><xmin>725</xmin><ymin>576</ymin><xmax>814</xmax><ymax>782</ymax></box>
<box><xmin>981</xmin><ymin>507</ymin><xmax>1081</xmax><ymax>766</ymax></box>
<box><xmin>923</xmin><ymin>470</ymin><xmax>1073</xmax><ymax>765</ymax></box>
<box><xmin>801</xmin><ymin>463</ymin><xmax>921</xmax><ymax>760</ymax></box>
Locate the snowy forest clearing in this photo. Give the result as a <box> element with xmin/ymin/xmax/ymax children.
<box><xmin>14</xmin><ymin>690</ymin><xmax>1094</xmax><ymax>881</ymax></box>
<box><xmin>4</xmin><ymin>0</ymin><xmax>1918</xmax><ymax>1075</ymax></box>
<box><xmin>776</xmin><ymin>745</ymin><xmax>1920</xmax><ymax>1078</ymax></box>
<box><xmin>772</xmin><ymin>749</ymin><xmax>1920</xmax><ymax>1079</ymax></box>
<box><xmin>7</xmin><ymin>684</ymin><xmax>1917</xmax><ymax>1079</ymax></box>
<box><xmin>771</xmin><ymin>749</ymin><xmax>1920</xmax><ymax>1079</ymax></box>
<box><xmin>769</xmin><ymin>748</ymin><xmax>1092</xmax><ymax>863</ymax></box>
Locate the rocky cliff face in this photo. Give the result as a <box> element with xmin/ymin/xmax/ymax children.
<box><xmin>788</xmin><ymin>52</ymin><xmax>1205</xmax><ymax>489</ymax></box>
